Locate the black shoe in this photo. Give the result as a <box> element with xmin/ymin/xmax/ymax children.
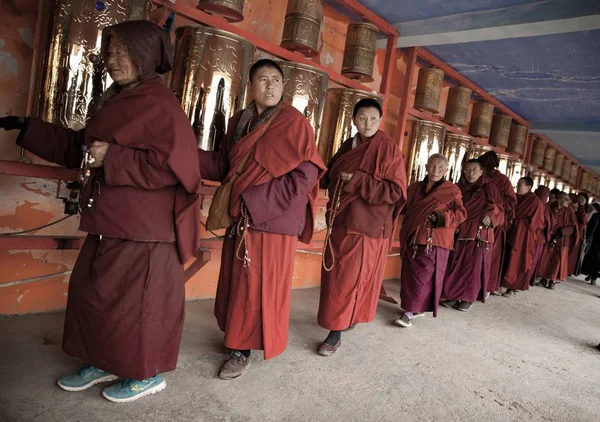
<box><xmin>502</xmin><ymin>289</ymin><xmax>516</xmax><ymax>297</ymax></box>
<box><xmin>547</xmin><ymin>280</ymin><xmax>556</xmax><ymax>290</ymax></box>
<box><xmin>440</xmin><ymin>300</ymin><xmax>458</xmax><ymax>308</ymax></box>
<box><xmin>591</xmin><ymin>279</ymin><xmax>597</xmax><ymax>286</ymax></box>
<box><xmin>457</xmin><ymin>301</ymin><xmax>473</xmax><ymax>312</ymax></box>
<box><xmin>536</xmin><ymin>279</ymin><xmax>548</xmax><ymax>288</ymax></box>
<box><xmin>585</xmin><ymin>275</ymin><xmax>591</xmax><ymax>281</ymax></box>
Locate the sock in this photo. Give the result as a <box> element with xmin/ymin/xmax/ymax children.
<box><xmin>324</xmin><ymin>330</ymin><xmax>341</xmax><ymax>346</ymax></box>
<box><xmin>232</xmin><ymin>349</ymin><xmax>251</xmax><ymax>358</ymax></box>
<box><xmin>404</xmin><ymin>311</ymin><xmax>413</xmax><ymax>320</ymax></box>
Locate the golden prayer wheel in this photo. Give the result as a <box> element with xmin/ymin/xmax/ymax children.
<box><xmin>408</xmin><ymin>120</ymin><xmax>445</xmax><ymax>184</ymax></box>
<box><xmin>561</xmin><ymin>159</ymin><xmax>572</xmax><ymax>181</ymax></box>
<box><xmin>280</xmin><ymin>0</ymin><xmax>323</xmax><ymax>57</ymax></box>
<box><xmin>171</xmin><ymin>26</ymin><xmax>255</xmax><ymax>151</ymax></box>
<box><xmin>531</xmin><ymin>137</ymin><xmax>547</xmax><ymax>167</ymax></box>
<box><xmin>507</xmin><ymin>159</ymin><xmax>526</xmax><ymax>188</ymax></box>
<box><xmin>570</xmin><ymin>164</ymin><xmax>579</xmax><ymax>185</ymax></box>
<box><xmin>543</xmin><ymin>147</ymin><xmax>556</xmax><ymax>171</ymax></box>
<box><xmin>318</xmin><ymin>87</ymin><xmax>379</xmax><ymax>163</ymax></box>
<box><xmin>489</xmin><ymin>114</ymin><xmax>512</xmax><ymax>148</ymax></box>
<box><xmin>341</xmin><ymin>22</ymin><xmax>378</xmax><ymax>82</ymax></box>
<box><xmin>507</xmin><ymin>124</ymin><xmax>527</xmax><ymax>155</ymax></box>
<box><xmin>496</xmin><ymin>153</ymin><xmax>510</xmax><ymax>176</ymax></box>
<box><xmin>530</xmin><ymin>171</ymin><xmax>548</xmax><ymax>190</ymax></box>
<box><xmin>556</xmin><ymin>180</ymin><xmax>565</xmax><ymax>192</ymax></box>
<box><xmin>580</xmin><ymin>172</ymin><xmax>589</xmax><ymax>191</ymax></box>
<box><xmin>552</xmin><ymin>153</ymin><xmax>565</xmax><ymax>176</ymax></box>
<box><xmin>414</xmin><ymin>68</ymin><xmax>444</xmax><ymax>114</ymax></box>
<box><xmin>279</xmin><ymin>61</ymin><xmax>328</xmax><ymax>142</ymax></box>
<box><xmin>27</xmin><ymin>0</ymin><xmax>148</xmax><ymax>130</ymax></box>
<box><xmin>443</xmin><ymin>133</ymin><xmax>472</xmax><ymax>183</ymax></box>
<box><xmin>547</xmin><ymin>177</ymin><xmax>557</xmax><ymax>190</ymax></box>
<box><xmin>469</xmin><ymin>102</ymin><xmax>494</xmax><ymax>138</ymax></box>
<box><xmin>197</xmin><ymin>0</ymin><xmax>245</xmax><ymax>22</ymax></box>
<box><xmin>444</xmin><ymin>86</ymin><xmax>471</xmax><ymax>127</ymax></box>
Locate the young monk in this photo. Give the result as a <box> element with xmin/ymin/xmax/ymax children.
<box><xmin>528</xmin><ymin>186</ymin><xmax>553</xmax><ymax>287</ymax></box>
<box><xmin>395</xmin><ymin>154</ymin><xmax>467</xmax><ymax>327</ymax></box>
<box><xmin>199</xmin><ymin>59</ymin><xmax>326</xmax><ymax>379</ymax></box>
<box><xmin>440</xmin><ymin>160</ymin><xmax>503</xmax><ymax>312</ymax></box>
<box><xmin>316</xmin><ymin>99</ymin><xmax>407</xmax><ymax>356</ymax></box>
<box><xmin>501</xmin><ymin>177</ymin><xmax>546</xmax><ymax>296</ymax></box>
<box><xmin>537</xmin><ymin>192</ymin><xmax>579</xmax><ymax>289</ymax></box>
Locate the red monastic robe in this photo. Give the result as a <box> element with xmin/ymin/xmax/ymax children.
<box><xmin>538</xmin><ymin>206</ymin><xmax>579</xmax><ymax>281</ymax></box>
<box><xmin>443</xmin><ymin>178</ymin><xmax>504</xmax><ymax>303</ymax></box>
<box><xmin>400</xmin><ymin>179</ymin><xmax>467</xmax><ymax>316</ymax></box>
<box><xmin>568</xmin><ymin>206</ymin><xmax>587</xmax><ymax>274</ymax></box>
<box><xmin>200</xmin><ymin>103</ymin><xmax>326</xmax><ymax>360</ymax></box>
<box><xmin>501</xmin><ymin>192</ymin><xmax>546</xmax><ymax>290</ymax></box>
<box><xmin>317</xmin><ymin>131</ymin><xmax>407</xmax><ymax>331</ymax></box>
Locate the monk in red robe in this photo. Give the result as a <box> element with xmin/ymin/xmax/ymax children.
<box><xmin>441</xmin><ymin>160</ymin><xmax>503</xmax><ymax>312</ymax></box>
<box><xmin>528</xmin><ymin>186</ymin><xmax>553</xmax><ymax>287</ymax></box>
<box><xmin>199</xmin><ymin>59</ymin><xmax>326</xmax><ymax>379</ymax></box>
<box><xmin>395</xmin><ymin>154</ymin><xmax>467</xmax><ymax>328</ymax></box>
<box><xmin>537</xmin><ymin>192</ymin><xmax>579</xmax><ymax>289</ymax></box>
<box><xmin>477</xmin><ymin>151</ymin><xmax>517</xmax><ymax>296</ymax></box>
<box><xmin>0</xmin><ymin>21</ymin><xmax>202</xmax><ymax>402</ymax></box>
<box><xmin>316</xmin><ymin>99</ymin><xmax>407</xmax><ymax>356</ymax></box>
<box><xmin>568</xmin><ymin>193</ymin><xmax>588</xmax><ymax>275</ymax></box>
<box><xmin>501</xmin><ymin>177</ymin><xmax>546</xmax><ymax>296</ymax></box>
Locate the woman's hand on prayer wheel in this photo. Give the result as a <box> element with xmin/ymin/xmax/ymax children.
<box><xmin>89</xmin><ymin>141</ymin><xmax>109</xmax><ymax>168</ymax></box>
<box><xmin>340</xmin><ymin>172</ymin><xmax>354</xmax><ymax>182</ymax></box>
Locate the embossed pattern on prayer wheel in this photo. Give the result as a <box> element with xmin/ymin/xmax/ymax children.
<box><xmin>197</xmin><ymin>0</ymin><xmax>245</xmax><ymax>22</ymax></box>
<box><xmin>28</xmin><ymin>0</ymin><xmax>148</xmax><ymax>130</ymax></box>
<box><xmin>171</xmin><ymin>26</ymin><xmax>255</xmax><ymax>151</ymax></box>
<box><xmin>408</xmin><ymin>121</ymin><xmax>445</xmax><ymax>184</ymax></box>
<box><xmin>531</xmin><ymin>138</ymin><xmax>547</xmax><ymax>167</ymax></box>
<box><xmin>318</xmin><ymin>88</ymin><xmax>379</xmax><ymax>163</ymax></box>
<box><xmin>444</xmin><ymin>86</ymin><xmax>471</xmax><ymax>127</ymax></box>
<box><xmin>279</xmin><ymin>61</ymin><xmax>328</xmax><ymax>142</ymax></box>
<box><xmin>543</xmin><ymin>147</ymin><xmax>556</xmax><ymax>171</ymax></box>
<box><xmin>561</xmin><ymin>159</ymin><xmax>572</xmax><ymax>181</ymax></box>
<box><xmin>341</xmin><ymin>22</ymin><xmax>378</xmax><ymax>82</ymax></box>
<box><xmin>468</xmin><ymin>102</ymin><xmax>494</xmax><ymax>138</ymax></box>
<box><xmin>414</xmin><ymin>68</ymin><xmax>444</xmax><ymax>114</ymax></box>
<box><xmin>280</xmin><ymin>0</ymin><xmax>323</xmax><ymax>57</ymax></box>
<box><xmin>471</xmin><ymin>144</ymin><xmax>492</xmax><ymax>161</ymax></box>
<box><xmin>443</xmin><ymin>133</ymin><xmax>472</xmax><ymax>183</ymax></box>
<box><xmin>570</xmin><ymin>165</ymin><xmax>579</xmax><ymax>185</ymax></box>
<box><xmin>553</xmin><ymin>153</ymin><xmax>565</xmax><ymax>176</ymax></box>
<box><xmin>507</xmin><ymin>124</ymin><xmax>527</xmax><ymax>155</ymax></box>
<box><xmin>489</xmin><ymin>114</ymin><xmax>512</xmax><ymax>148</ymax></box>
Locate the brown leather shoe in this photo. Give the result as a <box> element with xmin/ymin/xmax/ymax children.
<box><xmin>218</xmin><ymin>352</ymin><xmax>251</xmax><ymax>380</ymax></box>
<box><xmin>317</xmin><ymin>340</ymin><xmax>341</xmax><ymax>356</ymax></box>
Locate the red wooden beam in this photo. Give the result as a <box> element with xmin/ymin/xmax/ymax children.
<box><xmin>150</xmin><ymin>0</ymin><xmax>375</xmax><ymax>93</ymax></box>
<box><xmin>393</xmin><ymin>47</ymin><xmax>418</xmax><ymax>148</ymax></box>
<box><xmin>184</xmin><ymin>248</ymin><xmax>212</xmax><ymax>282</ymax></box>
<box><xmin>334</xmin><ymin>0</ymin><xmax>398</xmax><ymax>35</ymax></box>
<box><xmin>417</xmin><ymin>48</ymin><xmax>529</xmax><ymax>128</ymax></box>
<box><xmin>0</xmin><ymin>235</ymin><xmax>85</xmax><ymax>250</ymax></box>
<box><xmin>0</xmin><ymin>160</ymin><xmax>79</xmax><ymax>181</ymax></box>
<box><xmin>379</xmin><ymin>32</ymin><xmax>398</xmax><ymax>112</ymax></box>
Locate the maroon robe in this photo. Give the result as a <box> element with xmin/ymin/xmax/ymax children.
<box><xmin>527</xmin><ymin>187</ymin><xmax>553</xmax><ymax>285</ymax></box>
<box><xmin>400</xmin><ymin>179</ymin><xmax>467</xmax><ymax>316</ymax></box>
<box><xmin>568</xmin><ymin>206</ymin><xmax>587</xmax><ymax>275</ymax></box>
<box><xmin>200</xmin><ymin>103</ymin><xmax>326</xmax><ymax>359</ymax></box>
<box><xmin>443</xmin><ymin>178</ymin><xmax>503</xmax><ymax>303</ymax></box>
<box><xmin>18</xmin><ymin>77</ymin><xmax>202</xmax><ymax>379</ymax></box>
<box><xmin>538</xmin><ymin>206</ymin><xmax>579</xmax><ymax>281</ymax></box>
<box><xmin>317</xmin><ymin>131</ymin><xmax>407</xmax><ymax>331</ymax></box>
<box><xmin>501</xmin><ymin>192</ymin><xmax>546</xmax><ymax>290</ymax></box>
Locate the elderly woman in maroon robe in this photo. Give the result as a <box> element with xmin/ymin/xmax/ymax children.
<box><xmin>316</xmin><ymin>99</ymin><xmax>407</xmax><ymax>356</ymax></box>
<box><xmin>537</xmin><ymin>192</ymin><xmax>579</xmax><ymax>289</ymax></box>
<box><xmin>0</xmin><ymin>21</ymin><xmax>202</xmax><ymax>402</ymax></box>
<box><xmin>477</xmin><ymin>151</ymin><xmax>517</xmax><ymax>297</ymax></box>
<box><xmin>500</xmin><ymin>177</ymin><xmax>545</xmax><ymax>296</ymax></box>
<box><xmin>395</xmin><ymin>154</ymin><xmax>467</xmax><ymax>328</ymax></box>
<box><xmin>198</xmin><ymin>59</ymin><xmax>326</xmax><ymax>379</ymax></box>
<box><xmin>440</xmin><ymin>160</ymin><xmax>503</xmax><ymax>312</ymax></box>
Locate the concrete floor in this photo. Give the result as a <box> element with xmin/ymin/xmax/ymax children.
<box><xmin>1</xmin><ymin>277</ymin><xmax>600</xmax><ymax>422</ymax></box>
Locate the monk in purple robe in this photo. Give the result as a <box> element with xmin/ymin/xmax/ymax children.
<box><xmin>477</xmin><ymin>151</ymin><xmax>517</xmax><ymax>296</ymax></box>
<box><xmin>199</xmin><ymin>59</ymin><xmax>326</xmax><ymax>379</ymax></box>
<box><xmin>316</xmin><ymin>99</ymin><xmax>407</xmax><ymax>356</ymax></box>
<box><xmin>395</xmin><ymin>154</ymin><xmax>467</xmax><ymax>328</ymax></box>
<box><xmin>441</xmin><ymin>160</ymin><xmax>503</xmax><ymax>312</ymax></box>
<box><xmin>0</xmin><ymin>21</ymin><xmax>202</xmax><ymax>402</ymax></box>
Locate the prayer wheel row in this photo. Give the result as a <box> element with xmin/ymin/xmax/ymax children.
<box><xmin>489</xmin><ymin>114</ymin><xmax>512</xmax><ymax>148</ymax></box>
<box><xmin>414</xmin><ymin>68</ymin><xmax>445</xmax><ymax>114</ymax></box>
<box><xmin>553</xmin><ymin>153</ymin><xmax>565</xmax><ymax>176</ymax></box>
<box><xmin>469</xmin><ymin>103</ymin><xmax>494</xmax><ymax>138</ymax></box>
<box><xmin>197</xmin><ymin>0</ymin><xmax>245</xmax><ymax>22</ymax></box>
<box><xmin>444</xmin><ymin>86</ymin><xmax>472</xmax><ymax>127</ymax></box>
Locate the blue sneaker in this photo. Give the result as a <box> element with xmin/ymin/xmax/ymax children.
<box><xmin>57</xmin><ymin>363</ymin><xmax>118</xmax><ymax>392</ymax></box>
<box><xmin>102</xmin><ymin>374</ymin><xmax>166</xmax><ymax>403</ymax></box>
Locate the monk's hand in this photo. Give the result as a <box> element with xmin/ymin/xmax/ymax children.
<box><xmin>340</xmin><ymin>172</ymin><xmax>354</xmax><ymax>182</ymax></box>
<box><xmin>89</xmin><ymin>141</ymin><xmax>109</xmax><ymax>168</ymax></box>
<box><xmin>481</xmin><ymin>216</ymin><xmax>492</xmax><ymax>227</ymax></box>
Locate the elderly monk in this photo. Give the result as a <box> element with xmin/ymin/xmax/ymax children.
<box><xmin>537</xmin><ymin>192</ymin><xmax>579</xmax><ymax>290</ymax></box>
<box><xmin>316</xmin><ymin>99</ymin><xmax>407</xmax><ymax>356</ymax></box>
<box><xmin>500</xmin><ymin>177</ymin><xmax>546</xmax><ymax>296</ymax></box>
<box><xmin>477</xmin><ymin>151</ymin><xmax>517</xmax><ymax>296</ymax></box>
<box><xmin>199</xmin><ymin>59</ymin><xmax>326</xmax><ymax>379</ymax></box>
<box><xmin>0</xmin><ymin>21</ymin><xmax>202</xmax><ymax>402</ymax></box>
<box><xmin>440</xmin><ymin>160</ymin><xmax>503</xmax><ymax>312</ymax></box>
<box><xmin>394</xmin><ymin>154</ymin><xmax>467</xmax><ymax>328</ymax></box>
<box><xmin>568</xmin><ymin>193</ymin><xmax>589</xmax><ymax>275</ymax></box>
<box><xmin>528</xmin><ymin>186</ymin><xmax>553</xmax><ymax>287</ymax></box>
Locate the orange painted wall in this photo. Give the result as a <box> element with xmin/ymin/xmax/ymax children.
<box><xmin>0</xmin><ymin>1</ymin><xmax>408</xmax><ymax>315</ymax></box>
